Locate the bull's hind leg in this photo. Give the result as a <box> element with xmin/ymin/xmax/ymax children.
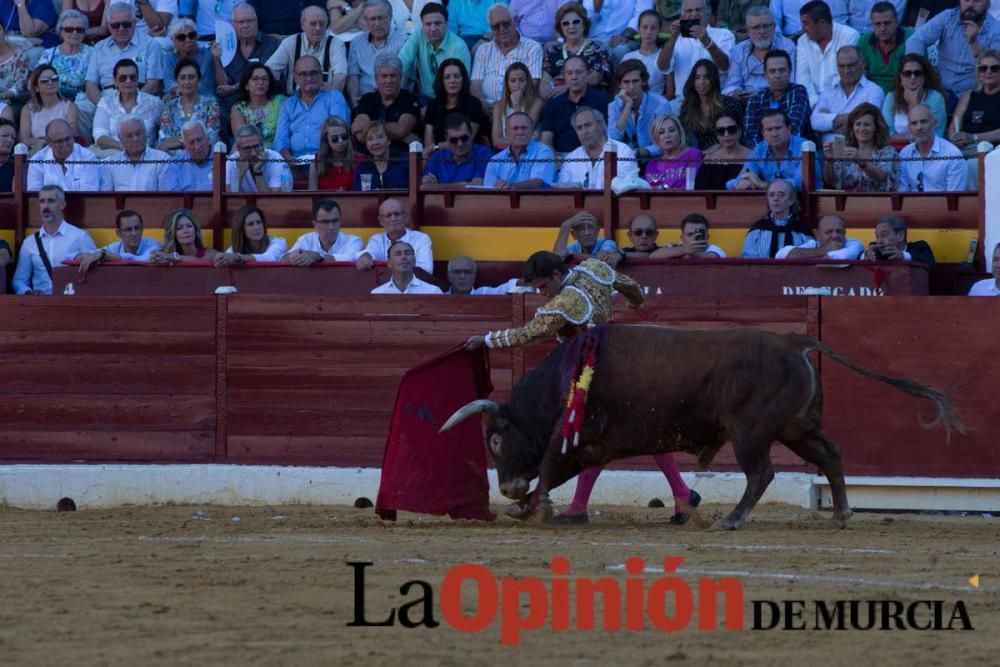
<box><xmin>782</xmin><ymin>430</ymin><xmax>853</xmax><ymax>528</ymax></box>
<box><xmin>713</xmin><ymin>438</ymin><xmax>775</xmax><ymax>531</ymax></box>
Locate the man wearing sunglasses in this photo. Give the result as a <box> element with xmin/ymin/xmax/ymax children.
<box><xmin>619</xmin><ymin>214</ymin><xmax>661</xmax><ymax>258</ymax></box>
<box><xmin>422</xmin><ymin>113</ymin><xmax>491</xmax><ymax>186</ymax></box>
<box><xmin>470</xmin><ymin>4</ymin><xmax>542</xmax><ymax>110</ymax></box>
<box><xmin>84</xmin><ymin>3</ymin><xmax>164</xmax><ymax>105</ymax></box>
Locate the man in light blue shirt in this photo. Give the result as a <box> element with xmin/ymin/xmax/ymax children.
<box><xmin>724</xmin><ymin>6</ymin><xmax>798</xmax><ymax>96</ymax></box>
<box><xmin>175</xmin><ymin>120</ymin><xmax>215</xmax><ymax>191</ymax></box>
<box><xmin>77</xmin><ymin>209</ymin><xmax>163</xmax><ymax>272</ymax></box>
<box><xmin>897</xmin><ymin>103</ymin><xmax>967</xmax><ymax>192</ymax></box>
<box><xmin>606</xmin><ymin>60</ymin><xmax>676</xmax><ymax>155</ymax></box>
<box><xmin>448</xmin><ymin>0</ymin><xmax>503</xmax><ymax>47</ymax></box>
<box><xmin>483</xmin><ymin>112</ymin><xmax>557</xmax><ymax>188</ymax></box>
<box><xmin>273</xmin><ymin>55</ymin><xmax>351</xmax><ymax>161</ymax></box>
<box><xmin>905</xmin><ymin>0</ymin><xmax>1000</xmax><ymax>103</ymax></box>
<box><xmin>728</xmin><ymin>108</ymin><xmax>820</xmax><ymax>190</ymax></box>
<box><xmin>582</xmin><ymin>0</ymin><xmax>651</xmax><ymax>62</ymax></box>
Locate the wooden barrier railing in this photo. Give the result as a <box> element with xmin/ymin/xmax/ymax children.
<box><xmin>0</xmin><ymin>145</ymin><xmax>988</xmax><ymax>268</ymax></box>
<box><xmin>0</xmin><ymin>294</ymin><xmax>996</xmax><ymax>478</ymax></box>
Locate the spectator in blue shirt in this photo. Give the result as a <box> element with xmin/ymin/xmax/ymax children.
<box><xmin>422</xmin><ymin>113</ymin><xmax>492</xmax><ymax>186</ymax></box>
<box><xmin>607</xmin><ymin>59</ymin><xmax>676</xmax><ymax>156</ymax></box>
<box><xmin>540</xmin><ymin>56</ymin><xmax>611</xmax><ymax>154</ymax></box>
<box><xmin>2</xmin><ymin>0</ymin><xmax>59</xmax><ymax>48</ymax></box>
<box><xmin>483</xmin><ymin>111</ymin><xmax>557</xmax><ymax>188</ymax></box>
<box><xmin>273</xmin><ymin>55</ymin><xmax>351</xmax><ymax>167</ymax></box>
<box><xmin>729</xmin><ymin>108</ymin><xmax>820</xmax><ymax>190</ymax></box>
<box><xmin>553</xmin><ymin>210</ymin><xmax>621</xmax><ymax>268</ymax></box>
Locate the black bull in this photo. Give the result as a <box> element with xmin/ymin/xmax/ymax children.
<box><xmin>441</xmin><ymin>325</ymin><xmax>964</xmax><ymax>529</ymax></box>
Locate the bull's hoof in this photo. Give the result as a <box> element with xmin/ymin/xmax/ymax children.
<box><xmin>504</xmin><ymin>502</ymin><xmax>532</xmax><ymax>521</ymax></box>
<box><xmin>533</xmin><ymin>496</ymin><xmax>554</xmax><ymax>523</ymax></box>
<box><xmin>831</xmin><ymin>508</ymin><xmax>854</xmax><ymax>529</ymax></box>
<box><xmin>670</xmin><ymin>489</ymin><xmax>702</xmax><ymax>525</ymax></box>
<box><xmin>552</xmin><ymin>511</ymin><xmax>589</xmax><ymax>525</ymax></box>
<box><xmin>710</xmin><ymin>516</ymin><xmax>742</xmax><ymax>531</ymax></box>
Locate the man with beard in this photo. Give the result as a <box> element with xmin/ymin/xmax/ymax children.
<box><xmin>723</xmin><ymin>6</ymin><xmax>797</xmax><ymax>98</ymax></box>
<box><xmin>12</xmin><ymin>185</ymin><xmax>96</xmax><ymax>295</ymax></box>
<box><xmin>906</xmin><ymin>0</ymin><xmax>1000</xmax><ymax>104</ymax></box>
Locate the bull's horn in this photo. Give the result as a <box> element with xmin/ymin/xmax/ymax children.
<box><xmin>439</xmin><ymin>400</ymin><xmax>499</xmax><ymax>433</ymax></box>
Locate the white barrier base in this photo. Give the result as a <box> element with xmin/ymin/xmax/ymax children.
<box><xmin>0</xmin><ymin>464</ymin><xmax>994</xmax><ymax>512</ymax></box>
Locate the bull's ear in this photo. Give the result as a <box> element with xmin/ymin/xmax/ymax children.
<box><xmin>484</xmin><ymin>412</ymin><xmax>510</xmax><ymax>431</ymax></box>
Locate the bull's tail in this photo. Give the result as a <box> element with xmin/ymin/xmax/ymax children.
<box><xmin>793</xmin><ymin>335</ymin><xmax>967</xmax><ymax>440</ymax></box>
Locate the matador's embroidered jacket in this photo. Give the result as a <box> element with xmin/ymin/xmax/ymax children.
<box><xmin>484</xmin><ymin>259</ymin><xmax>644</xmax><ymax>348</ymax></box>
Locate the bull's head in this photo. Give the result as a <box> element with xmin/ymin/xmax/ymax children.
<box><xmin>440</xmin><ymin>400</ymin><xmax>541</xmax><ymax>500</ymax></box>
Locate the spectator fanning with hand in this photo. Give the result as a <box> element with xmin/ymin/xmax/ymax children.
<box><xmin>553</xmin><ymin>211</ymin><xmax>621</xmax><ymax>268</ymax></box>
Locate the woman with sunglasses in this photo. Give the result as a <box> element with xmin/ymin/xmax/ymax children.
<box><xmin>92</xmin><ymin>58</ymin><xmax>163</xmax><ymax>155</ymax></box>
<box><xmin>20</xmin><ymin>65</ymin><xmax>78</xmax><ymax>156</ymax></box>
<box><xmin>949</xmin><ymin>49</ymin><xmax>1000</xmax><ymax>152</ymax></box>
<box><xmin>679</xmin><ymin>59</ymin><xmax>744</xmax><ymax>151</ymax></box>
<box><xmin>694</xmin><ymin>113</ymin><xmax>750</xmax><ymax>189</ymax></box>
<box><xmin>540</xmin><ymin>3</ymin><xmax>611</xmax><ymax>99</ymax></box>
<box><xmin>231</xmin><ymin>65</ymin><xmax>285</xmax><ymax>150</ymax></box>
<box><xmin>423</xmin><ymin>59</ymin><xmax>487</xmax><ymax>154</ymax></box>
<box><xmin>162</xmin><ymin>18</ymin><xmax>216</xmax><ymax>98</ymax></box>
<box><xmin>39</xmin><ymin>10</ymin><xmax>93</xmax><ymax>101</ymax></box>
<box><xmin>309</xmin><ymin>115</ymin><xmax>355</xmax><ymax>190</ymax></box>
<box><xmin>59</xmin><ymin>0</ymin><xmax>107</xmax><ymax>40</ymax></box>
<box><xmin>823</xmin><ymin>102</ymin><xmax>897</xmax><ymax>192</ymax></box>
<box><xmin>157</xmin><ymin>58</ymin><xmax>221</xmax><ymax>152</ymax></box>
<box><xmin>881</xmin><ymin>54</ymin><xmax>946</xmax><ymax>147</ymax></box>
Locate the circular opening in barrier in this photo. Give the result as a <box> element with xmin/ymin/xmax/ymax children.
<box><xmin>354</xmin><ymin>497</ymin><xmax>374</xmax><ymax>509</ymax></box>
<box><xmin>56</xmin><ymin>497</ymin><xmax>77</xmax><ymax>512</ymax></box>
<box><xmin>647</xmin><ymin>498</ymin><xmax>665</xmax><ymax>508</ymax></box>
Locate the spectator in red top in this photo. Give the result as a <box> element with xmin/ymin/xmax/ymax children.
<box><xmin>309</xmin><ymin>115</ymin><xmax>355</xmax><ymax>190</ymax></box>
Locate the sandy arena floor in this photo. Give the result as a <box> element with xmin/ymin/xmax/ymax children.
<box><xmin>0</xmin><ymin>502</ymin><xmax>997</xmax><ymax>666</ymax></box>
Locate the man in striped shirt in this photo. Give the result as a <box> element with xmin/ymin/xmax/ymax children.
<box><xmin>470</xmin><ymin>4</ymin><xmax>543</xmax><ymax>110</ymax></box>
<box><xmin>347</xmin><ymin>0</ymin><xmax>408</xmax><ymax>107</ymax></box>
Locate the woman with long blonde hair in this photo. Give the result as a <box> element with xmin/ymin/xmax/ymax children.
<box><xmin>151</xmin><ymin>209</ymin><xmax>220</xmax><ymax>263</ymax></box>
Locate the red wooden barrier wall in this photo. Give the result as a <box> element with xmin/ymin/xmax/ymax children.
<box><xmin>0</xmin><ymin>295</ymin><xmax>995</xmax><ymax>478</ymax></box>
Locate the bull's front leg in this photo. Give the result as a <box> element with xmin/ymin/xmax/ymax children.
<box><xmin>532</xmin><ymin>437</ymin><xmax>590</xmax><ymax>523</ymax></box>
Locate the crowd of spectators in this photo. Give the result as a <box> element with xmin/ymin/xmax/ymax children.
<box><xmin>0</xmin><ymin>0</ymin><xmax>996</xmax><ymax>294</ymax></box>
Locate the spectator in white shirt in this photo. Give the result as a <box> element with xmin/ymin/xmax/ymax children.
<box><xmin>286</xmin><ymin>198</ymin><xmax>365</xmax><ymax>265</ymax></box>
<box><xmin>226</xmin><ymin>124</ymin><xmax>292</xmax><ymax>192</ymax></box>
<box><xmin>175</xmin><ymin>120</ymin><xmax>214</xmax><ymax>191</ymax></box>
<box><xmin>470</xmin><ymin>4</ymin><xmax>543</xmax><ymax>110</ymax></box>
<box><xmin>103</xmin><ymin>114</ymin><xmax>179</xmax><ymax>191</ymax></box>
<box><xmin>27</xmin><ymin>119</ymin><xmax>102</xmax><ymax>191</ymax></box>
<box><xmin>775</xmin><ymin>213</ymin><xmax>865</xmax><ymax>259</ymax></box>
<box><xmin>897</xmin><ymin>103</ymin><xmax>967</xmax><ymax>192</ymax></box>
<box><xmin>558</xmin><ymin>107</ymin><xmax>638</xmax><ymax>188</ymax></box>
<box><xmin>658</xmin><ymin>0</ymin><xmax>736</xmax><ymax>101</ymax></box>
<box><xmin>215</xmin><ymin>205</ymin><xmax>288</xmax><ymax>266</ymax></box>
<box><xmin>445</xmin><ymin>255</ymin><xmax>522</xmax><ymax>294</ymax></box>
<box><xmin>583</xmin><ymin>0</ymin><xmax>652</xmax><ymax>65</ymax></box>
<box><xmin>355</xmin><ymin>197</ymin><xmax>433</xmax><ymax>272</ymax></box>
<box><xmin>796</xmin><ymin>0</ymin><xmax>860</xmax><ymax>106</ymax></box>
<box><xmin>266</xmin><ymin>5</ymin><xmax>347</xmax><ymax>94</ymax></box>
<box><xmin>371</xmin><ymin>240</ymin><xmax>443</xmax><ymax>294</ymax></box>
<box><xmin>809</xmin><ymin>45</ymin><xmax>884</xmax><ymax>142</ymax></box>
<box><xmin>92</xmin><ymin>58</ymin><xmax>164</xmax><ymax>155</ymax></box>
<box><xmin>12</xmin><ymin>184</ymin><xmax>97</xmax><ymax>295</ymax></box>
<box><xmin>968</xmin><ymin>242</ymin><xmax>1000</xmax><ymax>296</ymax></box>
<box><xmin>76</xmin><ymin>209</ymin><xmax>162</xmax><ymax>272</ymax></box>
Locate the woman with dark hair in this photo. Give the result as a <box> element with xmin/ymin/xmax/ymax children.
<box><xmin>423</xmin><ymin>58</ymin><xmax>488</xmax><ymax>151</ymax></box>
<box><xmin>694</xmin><ymin>113</ymin><xmax>751</xmax><ymax>189</ymax></box>
<box><xmin>309</xmin><ymin>115</ymin><xmax>356</xmax><ymax>191</ymax></box>
<box><xmin>608</xmin><ymin>59</ymin><xmax>673</xmax><ymax>154</ymax></box>
<box><xmin>354</xmin><ymin>121</ymin><xmax>409</xmax><ymax>190</ymax></box>
<box><xmin>620</xmin><ymin>9</ymin><xmax>667</xmax><ymax>96</ymax></box>
<box><xmin>20</xmin><ymin>64</ymin><xmax>78</xmax><ymax>156</ymax></box>
<box><xmin>157</xmin><ymin>58</ymin><xmax>221</xmax><ymax>152</ymax></box>
<box><xmin>541</xmin><ymin>2</ymin><xmax>611</xmax><ymax>98</ymax></box>
<box><xmin>151</xmin><ymin>209</ymin><xmax>220</xmax><ymax>263</ymax></box>
<box><xmin>216</xmin><ymin>206</ymin><xmax>288</xmax><ymax>265</ymax></box>
<box><xmin>231</xmin><ymin>64</ymin><xmax>285</xmax><ymax>150</ymax></box>
<box><xmin>491</xmin><ymin>62</ymin><xmax>544</xmax><ymax>149</ymax></box>
<box><xmin>679</xmin><ymin>59</ymin><xmax>744</xmax><ymax>150</ymax></box>
<box><xmin>93</xmin><ymin>58</ymin><xmax>163</xmax><ymax>154</ymax></box>
<box><xmin>823</xmin><ymin>102</ymin><xmax>897</xmax><ymax>192</ymax></box>
<box><xmin>881</xmin><ymin>54</ymin><xmax>946</xmax><ymax>146</ymax></box>
<box><xmin>741</xmin><ymin>179</ymin><xmax>813</xmax><ymax>258</ymax></box>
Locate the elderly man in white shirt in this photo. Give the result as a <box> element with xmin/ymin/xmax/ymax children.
<box><xmin>809</xmin><ymin>45</ymin><xmax>884</xmax><ymax>142</ymax></box>
<box><xmin>285</xmin><ymin>199</ymin><xmax>365</xmax><ymax>265</ymax></box>
<box><xmin>371</xmin><ymin>241</ymin><xmax>444</xmax><ymax>294</ymax></box>
<box><xmin>266</xmin><ymin>5</ymin><xmax>347</xmax><ymax>94</ymax></box>
<box><xmin>897</xmin><ymin>104</ymin><xmax>967</xmax><ymax>192</ymax></box>
<box><xmin>12</xmin><ymin>185</ymin><xmax>97</xmax><ymax>295</ymax></box>
<box><xmin>968</xmin><ymin>243</ymin><xmax>1000</xmax><ymax>296</ymax></box>
<box><xmin>775</xmin><ymin>214</ymin><xmax>865</xmax><ymax>259</ymax></box>
<box><xmin>795</xmin><ymin>0</ymin><xmax>860</xmax><ymax>106</ymax></box>
<box><xmin>27</xmin><ymin>119</ymin><xmax>102</xmax><ymax>191</ymax></box>
<box><xmin>470</xmin><ymin>4</ymin><xmax>543</xmax><ymax>109</ymax></box>
<box><xmin>658</xmin><ymin>0</ymin><xmax>736</xmax><ymax>100</ymax></box>
<box><xmin>445</xmin><ymin>255</ymin><xmax>522</xmax><ymax>294</ymax></box>
<box><xmin>76</xmin><ymin>209</ymin><xmax>162</xmax><ymax>272</ymax></box>
<box><xmin>356</xmin><ymin>198</ymin><xmax>433</xmax><ymax>273</ymax></box>
<box><xmin>175</xmin><ymin>120</ymin><xmax>214</xmax><ymax>191</ymax></box>
<box><xmin>225</xmin><ymin>124</ymin><xmax>293</xmax><ymax>192</ymax></box>
<box><xmin>102</xmin><ymin>115</ymin><xmax>179</xmax><ymax>191</ymax></box>
<box><xmin>558</xmin><ymin>107</ymin><xmax>638</xmax><ymax>188</ymax></box>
